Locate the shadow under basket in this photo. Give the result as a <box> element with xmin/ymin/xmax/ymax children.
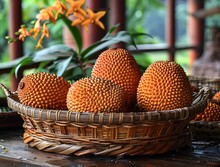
<box><xmin>0</xmin><ymin>97</ymin><xmax>23</xmax><ymax>129</ymax></box>
<box><xmin>0</xmin><ymin>83</ymin><xmax>210</xmax><ymax>157</ymax></box>
<box><xmin>190</xmin><ymin>121</ymin><xmax>220</xmax><ymax>143</ymax></box>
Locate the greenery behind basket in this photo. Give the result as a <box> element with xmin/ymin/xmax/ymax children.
<box><xmin>1</xmin><ymin>0</ymin><xmax>220</xmax><ymax>97</ymax></box>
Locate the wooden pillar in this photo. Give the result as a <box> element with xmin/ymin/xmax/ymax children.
<box><xmin>166</xmin><ymin>0</ymin><xmax>176</xmax><ymax>61</ymax></box>
<box><xmin>82</xmin><ymin>0</ymin><xmax>107</xmax><ymax>51</ymax></box>
<box><xmin>9</xmin><ymin>0</ymin><xmax>23</xmax><ymax>91</ymax></box>
<box><xmin>188</xmin><ymin>0</ymin><xmax>204</xmax><ymax>71</ymax></box>
<box><xmin>109</xmin><ymin>0</ymin><xmax>126</xmax><ymax>48</ymax></box>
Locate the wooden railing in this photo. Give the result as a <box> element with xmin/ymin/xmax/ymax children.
<box><xmin>1</xmin><ymin>0</ymin><xmax>205</xmax><ymax>91</ymax></box>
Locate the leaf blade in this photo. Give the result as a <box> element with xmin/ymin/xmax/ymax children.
<box><xmin>56</xmin><ymin>56</ymin><xmax>73</xmax><ymax>77</ymax></box>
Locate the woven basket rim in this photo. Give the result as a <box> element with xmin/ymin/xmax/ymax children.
<box><xmin>188</xmin><ymin>75</ymin><xmax>220</xmax><ymax>82</ymax></box>
<box><xmin>3</xmin><ymin>86</ymin><xmax>210</xmax><ymax>124</ymax></box>
<box><xmin>190</xmin><ymin>120</ymin><xmax>220</xmax><ymax>128</ymax></box>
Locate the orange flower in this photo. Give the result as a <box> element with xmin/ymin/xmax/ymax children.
<box><xmin>82</xmin><ymin>9</ymin><xmax>106</xmax><ymax>29</ymax></box>
<box><xmin>36</xmin><ymin>38</ymin><xmax>43</xmax><ymax>49</ymax></box>
<box><xmin>35</xmin><ymin>23</ymin><xmax>49</xmax><ymax>49</ymax></box>
<box><xmin>54</xmin><ymin>0</ymin><xmax>68</xmax><ymax>19</ymax></box>
<box><xmin>29</xmin><ymin>20</ymin><xmax>41</xmax><ymax>39</ymax></box>
<box><xmin>66</xmin><ymin>0</ymin><xmax>87</xmax><ymax>17</ymax></box>
<box><xmin>12</xmin><ymin>0</ymin><xmax>107</xmax><ymax>49</ymax></box>
<box><xmin>42</xmin><ymin>23</ymin><xmax>49</xmax><ymax>38</ymax></box>
<box><xmin>36</xmin><ymin>7</ymin><xmax>56</xmax><ymax>24</ymax></box>
<box><xmin>71</xmin><ymin>12</ymin><xmax>86</xmax><ymax>26</ymax></box>
<box><xmin>18</xmin><ymin>27</ymin><xmax>31</xmax><ymax>41</ymax></box>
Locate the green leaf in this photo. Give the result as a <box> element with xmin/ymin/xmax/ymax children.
<box><xmin>82</xmin><ymin>31</ymin><xmax>137</xmax><ymax>59</ymax></box>
<box><xmin>109</xmin><ymin>24</ymin><xmax>120</xmax><ymax>34</ymax></box>
<box><xmin>13</xmin><ymin>57</ymin><xmax>33</xmax><ymax>78</ymax></box>
<box><xmin>47</xmin><ymin>44</ymin><xmax>75</xmax><ymax>52</ymax></box>
<box><xmin>80</xmin><ymin>40</ymin><xmax>106</xmax><ymax>59</ymax></box>
<box><xmin>83</xmin><ymin>40</ymin><xmax>116</xmax><ymax>59</ymax></box>
<box><xmin>102</xmin><ymin>31</ymin><xmax>132</xmax><ymax>42</ymax></box>
<box><xmin>131</xmin><ymin>32</ymin><xmax>153</xmax><ymax>39</ymax></box>
<box><xmin>62</xmin><ymin>66</ymin><xmax>85</xmax><ymax>81</ymax></box>
<box><xmin>80</xmin><ymin>25</ymin><xmax>124</xmax><ymax>59</ymax></box>
<box><xmin>32</xmin><ymin>44</ymin><xmax>76</xmax><ymax>62</ymax></box>
<box><xmin>0</xmin><ymin>57</ymin><xmax>27</xmax><ymax>69</ymax></box>
<box><xmin>60</xmin><ymin>15</ymin><xmax>82</xmax><ymax>53</ymax></box>
<box><xmin>38</xmin><ymin>61</ymin><xmax>51</xmax><ymax>71</ymax></box>
<box><xmin>56</xmin><ymin>56</ymin><xmax>73</xmax><ymax>77</ymax></box>
<box><xmin>130</xmin><ymin>32</ymin><xmax>153</xmax><ymax>50</ymax></box>
<box><xmin>102</xmin><ymin>24</ymin><xmax>120</xmax><ymax>39</ymax></box>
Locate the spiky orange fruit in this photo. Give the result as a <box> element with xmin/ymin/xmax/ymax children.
<box><xmin>66</xmin><ymin>77</ymin><xmax>129</xmax><ymax>113</ymax></box>
<box><xmin>17</xmin><ymin>72</ymin><xmax>70</xmax><ymax>110</ymax></box>
<box><xmin>137</xmin><ymin>61</ymin><xmax>193</xmax><ymax>111</ymax></box>
<box><xmin>195</xmin><ymin>102</ymin><xmax>220</xmax><ymax>122</ymax></box>
<box><xmin>91</xmin><ymin>48</ymin><xmax>142</xmax><ymax>103</ymax></box>
<box><xmin>212</xmin><ymin>91</ymin><xmax>220</xmax><ymax>101</ymax></box>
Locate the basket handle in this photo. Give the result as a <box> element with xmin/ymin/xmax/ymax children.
<box><xmin>192</xmin><ymin>86</ymin><xmax>211</xmax><ymax>105</ymax></box>
<box><xmin>0</xmin><ymin>83</ymin><xmax>13</xmax><ymax>97</ymax></box>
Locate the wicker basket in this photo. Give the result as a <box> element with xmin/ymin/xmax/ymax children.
<box><xmin>0</xmin><ymin>97</ymin><xmax>23</xmax><ymax>128</ymax></box>
<box><xmin>190</xmin><ymin>120</ymin><xmax>220</xmax><ymax>143</ymax></box>
<box><xmin>188</xmin><ymin>75</ymin><xmax>220</xmax><ymax>143</ymax></box>
<box><xmin>188</xmin><ymin>75</ymin><xmax>220</xmax><ymax>97</ymax></box>
<box><xmin>0</xmin><ymin>83</ymin><xmax>210</xmax><ymax>157</ymax></box>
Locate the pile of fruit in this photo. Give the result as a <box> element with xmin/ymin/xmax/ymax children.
<box><xmin>17</xmin><ymin>48</ymin><xmax>194</xmax><ymax>113</ymax></box>
<box><xmin>194</xmin><ymin>91</ymin><xmax>220</xmax><ymax>122</ymax></box>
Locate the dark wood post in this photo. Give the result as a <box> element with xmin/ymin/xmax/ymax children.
<box><xmin>9</xmin><ymin>0</ymin><xmax>23</xmax><ymax>91</ymax></box>
<box><xmin>109</xmin><ymin>0</ymin><xmax>126</xmax><ymax>48</ymax></box>
<box><xmin>82</xmin><ymin>0</ymin><xmax>108</xmax><ymax>52</ymax></box>
<box><xmin>166</xmin><ymin>0</ymin><xmax>176</xmax><ymax>61</ymax></box>
<box><xmin>188</xmin><ymin>0</ymin><xmax>205</xmax><ymax>72</ymax></box>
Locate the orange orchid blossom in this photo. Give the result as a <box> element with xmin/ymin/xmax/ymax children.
<box><xmin>18</xmin><ymin>26</ymin><xmax>31</xmax><ymax>41</ymax></box>
<box><xmin>71</xmin><ymin>12</ymin><xmax>86</xmax><ymax>26</ymax></box>
<box><xmin>10</xmin><ymin>0</ymin><xmax>106</xmax><ymax>49</ymax></box>
<box><xmin>36</xmin><ymin>7</ymin><xmax>57</xmax><ymax>24</ymax></box>
<box><xmin>82</xmin><ymin>9</ymin><xmax>106</xmax><ymax>30</ymax></box>
<box><xmin>8</xmin><ymin>0</ymin><xmax>146</xmax><ymax>82</ymax></box>
<box><xmin>54</xmin><ymin>0</ymin><xmax>68</xmax><ymax>19</ymax></box>
<box><xmin>29</xmin><ymin>20</ymin><xmax>41</xmax><ymax>39</ymax></box>
<box><xmin>66</xmin><ymin>0</ymin><xmax>87</xmax><ymax>17</ymax></box>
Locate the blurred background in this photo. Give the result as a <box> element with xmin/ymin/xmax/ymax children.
<box><xmin>0</xmin><ymin>0</ymin><xmax>220</xmax><ymax>96</ymax></box>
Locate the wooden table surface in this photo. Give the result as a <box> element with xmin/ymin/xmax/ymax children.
<box><xmin>0</xmin><ymin>128</ymin><xmax>219</xmax><ymax>167</ymax></box>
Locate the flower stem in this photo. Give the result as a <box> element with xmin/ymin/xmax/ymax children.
<box><xmin>78</xmin><ymin>57</ymin><xmax>87</xmax><ymax>77</ymax></box>
<box><xmin>60</xmin><ymin>14</ymin><xmax>83</xmax><ymax>54</ymax></box>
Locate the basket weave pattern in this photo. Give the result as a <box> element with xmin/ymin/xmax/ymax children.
<box><xmin>190</xmin><ymin>121</ymin><xmax>220</xmax><ymax>143</ymax></box>
<box><xmin>0</xmin><ymin>83</ymin><xmax>210</xmax><ymax>156</ymax></box>
<box><xmin>22</xmin><ymin>120</ymin><xmax>191</xmax><ymax>156</ymax></box>
<box><xmin>189</xmin><ymin>75</ymin><xmax>220</xmax><ymax>97</ymax></box>
<box><xmin>189</xmin><ymin>76</ymin><xmax>220</xmax><ymax>143</ymax></box>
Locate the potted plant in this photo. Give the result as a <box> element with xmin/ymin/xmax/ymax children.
<box><xmin>6</xmin><ymin>0</ymin><xmax>148</xmax><ymax>81</ymax></box>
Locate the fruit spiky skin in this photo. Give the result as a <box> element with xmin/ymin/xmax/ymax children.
<box><xmin>17</xmin><ymin>72</ymin><xmax>70</xmax><ymax>110</ymax></box>
<box><xmin>195</xmin><ymin>102</ymin><xmax>220</xmax><ymax>122</ymax></box>
<box><xmin>137</xmin><ymin>61</ymin><xmax>193</xmax><ymax>111</ymax></box>
<box><xmin>91</xmin><ymin>48</ymin><xmax>142</xmax><ymax>104</ymax></box>
<box><xmin>212</xmin><ymin>91</ymin><xmax>220</xmax><ymax>101</ymax></box>
<box><xmin>66</xmin><ymin>77</ymin><xmax>129</xmax><ymax>113</ymax></box>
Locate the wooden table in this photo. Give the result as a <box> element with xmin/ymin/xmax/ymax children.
<box><xmin>0</xmin><ymin>129</ymin><xmax>219</xmax><ymax>167</ymax></box>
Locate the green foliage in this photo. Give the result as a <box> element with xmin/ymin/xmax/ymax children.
<box><xmin>23</xmin><ymin>2</ymin><xmax>64</xmax><ymax>55</ymax></box>
<box><xmin>13</xmin><ymin>26</ymin><xmax>149</xmax><ymax>81</ymax></box>
<box><xmin>0</xmin><ymin>0</ymin><xmax>9</xmax><ymax>62</ymax></box>
<box><xmin>60</xmin><ymin>16</ymin><xmax>82</xmax><ymax>53</ymax></box>
<box><xmin>126</xmin><ymin>0</ymin><xmax>164</xmax><ymax>44</ymax></box>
